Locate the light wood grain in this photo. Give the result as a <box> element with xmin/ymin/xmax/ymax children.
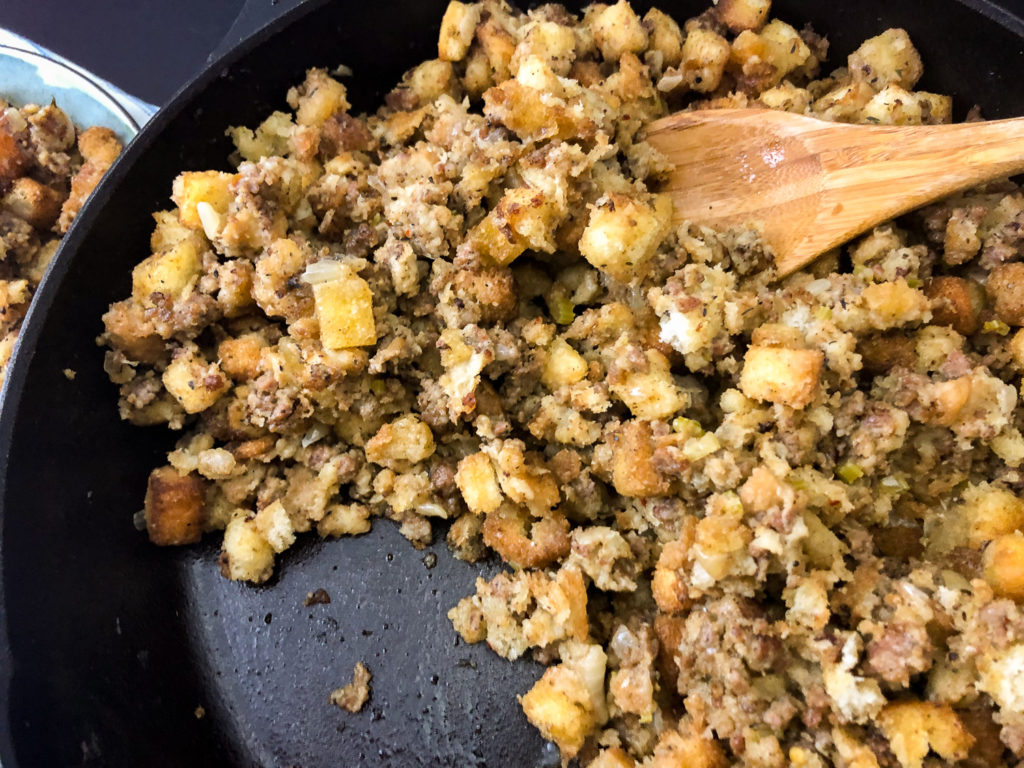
<box><xmin>646</xmin><ymin>108</ymin><xmax>1024</xmax><ymax>276</ymax></box>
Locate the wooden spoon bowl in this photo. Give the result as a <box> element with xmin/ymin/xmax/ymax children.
<box><xmin>646</xmin><ymin>108</ymin><xmax>1024</xmax><ymax>276</ymax></box>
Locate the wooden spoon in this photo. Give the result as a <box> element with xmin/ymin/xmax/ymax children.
<box><xmin>645</xmin><ymin>108</ymin><xmax>1024</xmax><ymax>277</ymax></box>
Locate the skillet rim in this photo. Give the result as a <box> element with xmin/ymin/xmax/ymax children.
<box><xmin>3</xmin><ymin>0</ymin><xmax>1024</xmax><ymax>764</ymax></box>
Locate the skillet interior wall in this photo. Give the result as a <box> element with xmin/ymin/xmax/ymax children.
<box><xmin>2</xmin><ymin>0</ymin><xmax>1024</xmax><ymax>766</ymax></box>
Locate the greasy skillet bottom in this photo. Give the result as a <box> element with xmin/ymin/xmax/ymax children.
<box><xmin>4</xmin><ymin>0</ymin><xmax>1024</xmax><ymax>766</ymax></box>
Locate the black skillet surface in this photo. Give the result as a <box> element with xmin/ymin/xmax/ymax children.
<box><xmin>3</xmin><ymin>1</ymin><xmax>1024</xmax><ymax>766</ymax></box>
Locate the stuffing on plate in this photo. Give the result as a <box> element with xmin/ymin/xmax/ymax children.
<box><xmin>0</xmin><ymin>97</ymin><xmax>122</xmax><ymax>384</ymax></box>
<box><xmin>102</xmin><ymin>0</ymin><xmax>1024</xmax><ymax>764</ymax></box>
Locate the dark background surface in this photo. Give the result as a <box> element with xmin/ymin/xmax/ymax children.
<box><xmin>4</xmin><ymin>0</ymin><xmax>1024</xmax><ymax>106</ymax></box>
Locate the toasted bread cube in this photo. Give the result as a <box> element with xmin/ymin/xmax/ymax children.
<box><xmin>610</xmin><ymin>348</ymin><xmax>687</xmax><ymax>420</ymax></box>
<box><xmin>759</xmin><ymin>19</ymin><xmax>811</xmax><ymax>79</ymax></box>
<box><xmin>438</xmin><ymin>1</ymin><xmax>481</xmax><ymax>61</ymax></box>
<box><xmin>860</xmin><ymin>279</ymin><xmax>929</xmax><ymax>329</ymax></box>
<box><xmin>987</xmin><ymin>262</ymin><xmax>1024</xmax><ymax>326</ymax></box>
<box><xmin>470</xmin><ymin>187</ymin><xmax>564</xmax><ymax>266</ymax></box>
<box><xmin>317</xmin><ymin>503</ymin><xmax>372</xmax><ymax>537</ymax></box>
<box><xmin>477</xmin><ymin>18</ymin><xmax>517</xmax><ymax>82</ymax></box>
<box><xmin>543</xmin><ymin>338</ymin><xmax>588</xmax><ymax>389</ymax></box>
<box><xmin>0</xmin><ymin>129</ymin><xmax>30</xmax><ymax>184</ymax></box>
<box><xmin>643</xmin><ymin>8</ymin><xmax>683</xmax><ymax>67</ymax></box>
<box><xmin>849</xmin><ymin>28</ymin><xmax>923</xmax><ymax>91</ymax></box>
<box><xmin>2</xmin><ymin>177</ymin><xmax>62</xmax><ymax>229</ymax></box>
<box><xmin>520</xmin><ymin>644</ymin><xmax>606</xmax><ymax>759</ymax></box>
<box><xmin>456</xmin><ymin>452</ymin><xmax>503</xmax><ymax>514</ymax></box>
<box><xmin>861</xmin><ymin>85</ymin><xmax>924</xmax><ymax>125</ymax></box>
<box><xmin>253</xmin><ymin>499</ymin><xmax>296</xmax><ymax>553</ymax></box>
<box><xmin>813</xmin><ymin>81</ymin><xmax>876</xmax><ymax>122</ymax></box>
<box><xmin>293</xmin><ymin>69</ymin><xmax>349</xmax><ymax>127</ymax></box>
<box><xmin>589</xmin><ymin>747</ymin><xmax>635</xmax><ymax>768</ymax></box>
<box><xmin>714</xmin><ymin>0</ymin><xmax>771</xmax><ymax>32</ymax></box>
<box><xmin>740</xmin><ymin>345</ymin><xmax>823</xmax><ymax>409</ymax></box>
<box><xmin>650</xmin><ymin>720</ymin><xmax>727</xmax><ymax>768</ymax></box>
<box><xmin>611</xmin><ymin>420</ymin><xmax>668</xmax><ymax>498</ymax></box>
<box><xmin>150</xmin><ymin>210</ymin><xmax>194</xmax><ymax>252</ymax></box>
<box><xmin>313</xmin><ymin>271</ymin><xmax>377</xmax><ymax>349</ymax></box>
<box><xmin>218</xmin><ymin>334</ymin><xmax>266</xmax><ymax>381</ymax></box>
<box><xmin>963</xmin><ymin>483</ymin><xmax>1024</xmax><ymax>547</ymax></box>
<box><xmin>162</xmin><ymin>352</ymin><xmax>230</xmax><ymax>414</ymax></box>
<box><xmin>58</xmin><ymin>126</ymin><xmax>122</xmax><ymax>233</ymax></box>
<box><xmin>406</xmin><ymin>59</ymin><xmax>456</xmax><ymax>104</ymax></box>
<box><xmin>132</xmin><ymin>237</ymin><xmax>203</xmax><ymax>301</ymax></box>
<box><xmin>983</xmin><ymin>532</ymin><xmax>1024</xmax><ymax>600</ymax></box>
<box><xmin>590</xmin><ymin>0</ymin><xmax>648</xmax><ymax>62</ymax></box>
<box><xmin>144</xmin><ymin>466</ymin><xmax>206</xmax><ymax>545</ymax></box>
<box><xmin>365</xmin><ymin>414</ymin><xmax>436</xmax><ymax>468</ymax></box>
<box><xmin>172</xmin><ymin>171</ymin><xmax>236</xmax><ymax>230</ymax></box>
<box><xmin>220</xmin><ymin>513</ymin><xmax>275</xmax><ymax>583</ymax></box>
<box><xmin>512</xmin><ymin>21</ymin><xmax>577</xmax><ymax>77</ymax></box>
<box><xmin>925</xmin><ymin>276</ymin><xmax>981</xmax><ymax>335</ymax></box>
<box><xmin>916</xmin><ymin>92</ymin><xmax>953</xmax><ymax>124</ymax></box>
<box><xmin>877</xmin><ymin>701</ymin><xmax>973</xmax><ymax>768</ymax></box>
<box><xmin>579</xmin><ymin>193</ymin><xmax>672</xmax><ymax>282</ymax></box>
<box><xmin>680</xmin><ymin>28</ymin><xmax>730</xmax><ymax>93</ymax></box>
<box><xmin>228</xmin><ymin>111</ymin><xmax>294</xmax><ymax>162</ymax></box>
<box><xmin>1009</xmin><ymin>329</ymin><xmax>1024</xmax><ymax>368</ymax></box>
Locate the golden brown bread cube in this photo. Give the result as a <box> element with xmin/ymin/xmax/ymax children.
<box><xmin>438</xmin><ymin>1</ymin><xmax>481</xmax><ymax>62</ymax></box>
<box><xmin>171</xmin><ymin>170</ymin><xmax>237</xmax><ymax>231</ymax></box>
<box><xmin>455</xmin><ymin>452</ymin><xmax>503</xmax><ymax>514</ymax></box>
<box><xmin>292</xmin><ymin>69</ymin><xmax>350</xmax><ymax>127</ymax></box>
<box><xmin>643</xmin><ymin>8</ymin><xmax>683</xmax><ymax>68</ymax></box>
<box><xmin>364</xmin><ymin>414</ymin><xmax>436</xmax><ymax>469</ymax></box>
<box><xmin>713</xmin><ymin>0</ymin><xmax>771</xmax><ymax>32</ymax></box>
<box><xmin>520</xmin><ymin>643</ymin><xmax>606</xmax><ymax>759</ymax></box>
<box><xmin>590</xmin><ymin>0</ymin><xmax>648</xmax><ymax>62</ymax></box>
<box><xmin>542</xmin><ymin>338</ymin><xmax>588</xmax><ymax>389</ymax></box>
<box><xmin>739</xmin><ymin>345</ymin><xmax>823</xmax><ymax>409</ymax></box>
<box><xmin>578</xmin><ymin>193</ymin><xmax>672</xmax><ymax>282</ymax></box>
<box><xmin>860</xmin><ymin>279</ymin><xmax>929</xmax><ymax>329</ymax></box>
<box><xmin>986</xmin><ymin>262</ymin><xmax>1024</xmax><ymax>326</ymax></box>
<box><xmin>219</xmin><ymin>512</ymin><xmax>275</xmax><ymax>583</ymax></box>
<box><xmin>857</xmin><ymin>332</ymin><xmax>917</xmax><ymax>376</ymax></box>
<box><xmin>650</xmin><ymin>720</ymin><xmax>727</xmax><ymax>768</ymax></box>
<box><xmin>162</xmin><ymin>352</ymin><xmax>230</xmax><ymax>414</ymax></box>
<box><xmin>469</xmin><ymin>187</ymin><xmax>564</xmax><ymax>266</ymax></box>
<box><xmin>58</xmin><ymin>126</ymin><xmax>122</xmax><ymax>233</ymax></box>
<box><xmin>2</xmin><ymin>177</ymin><xmax>63</xmax><ymax>229</ymax></box>
<box><xmin>312</xmin><ymin>270</ymin><xmax>377</xmax><ymax>349</ymax></box>
<box><xmin>925</xmin><ymin>276</ymin><xmax>981</xmax><ymax>335</ymax></box>
<box><xmin>680</xmin><ymin>28</ymin><xmax>731</xmax><ymax>93</ymax></box>
<box><xmin>131</xmin><ymin>237</ymin><xmax>203</xmax><ymax>302</ymax></box>
<box><xmin>877</xmin><ymin>700</ymin><xmax>973</xmax><ymax>768</ymax></box>
<box><xmin>477</xmin><ymin>18</ymin><xmax>517</xmax><ymax>83</ymax></box>
<box><xmin>145</xmin><ymin>466</ymin><xmax>207</xmax><ymax>545</ymax></box>
<box><xmin>217</xmin><ymin>334</ymin><xmax>267</xmax><ymax>381</ymax></box>
<box><xmin>848</xmin><ymin>28</ymin><xmax>924</xmax><ymax>91</ymax></box>
<box><xmin>0</xmin><ymin>129</ymin><xmax>30</xmax><ymax>184</ymax></box>
<box><xmin>611</xmin><ymin>420</ymin><xmax>668</xmax><ymax>497</ymax></box>
<box><xmin>963</xmin><ymin>483</ymin><xmax>1024</xmax><ymax>547</ymax></box>
<box><xmin>983</xmin><ymin>531</ymin><xmax>1024</xmax><ymax>600</ymax></box>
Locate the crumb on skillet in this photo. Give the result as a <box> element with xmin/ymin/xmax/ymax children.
<box><xmin>102</xmin><ymin>0</ymin><xmax>1024</xmax><ymax>764</ymax></box>
<box><xmin>330</xmin><ymin>661</ymin><xmax>372</xmax><ymax>713</ymax></box>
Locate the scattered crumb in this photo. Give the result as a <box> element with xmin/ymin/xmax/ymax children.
<box><xmin>304</xmin><ymin>588</ymin><xmax>332</xmax><ymax>606</ymax></box>
<box><xmin>330</xmin><ymin>661</ymin><xmax>371</xmax><ymax>713</ymax></box>
<box><xmin>62</xmin><ymin>368</ymin><xmax>76</xmax><ymax>380</ymax></box>
<box><xmin>422</xmin><ymin>552</ymin><xmax>437</xmax><ymax>569</ymax></box>
<box><xmin>194</xmin><ymin>705</ymin><xmax>205</xmax><ymax>719</ymax></box>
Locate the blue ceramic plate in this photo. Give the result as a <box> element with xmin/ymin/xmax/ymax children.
<box><xmin>0</xmin><ymin>43</ymin><xmax>141</xmax><ymax>143</ymax></box>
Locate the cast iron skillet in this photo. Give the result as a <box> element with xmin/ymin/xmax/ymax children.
<box><xmin>3</xmin><ymin>1</ymin><xmax>1024</xmax><ymax>765</ymax></box>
